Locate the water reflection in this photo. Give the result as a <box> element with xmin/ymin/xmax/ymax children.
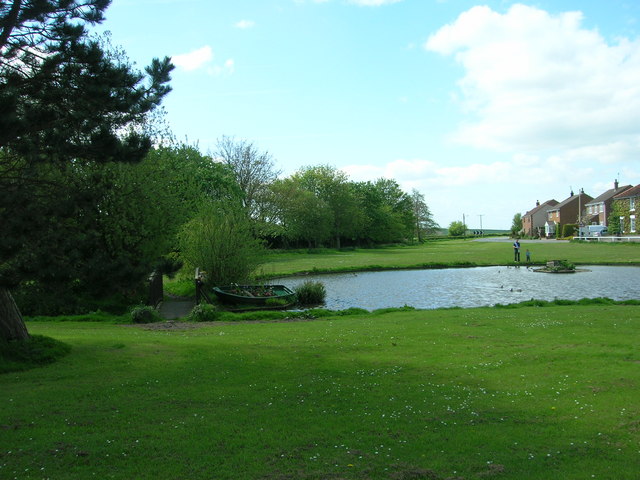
<box><xmin>276</xmin><ymin>266</ymin><xmax>640</xmax><ymax>310</ymax></box>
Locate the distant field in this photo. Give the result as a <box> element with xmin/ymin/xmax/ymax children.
<box><xmin>2</xmin><ymin>304</ymin><xmax>639</xmax><ymax>479</ymax></box>
<box><xmin>258</xmin><ymin>238</ymin><xmax>640</xmax><ymax>277</ymax></box>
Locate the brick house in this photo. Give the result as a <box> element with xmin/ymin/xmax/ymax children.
<box><xmin>583</xmin><ymin>180</ymin><xmax>631</xmax><ymax>227</ymax></box>
<box><xmin>522</xmin><ymin>199</ymin><xmax>558</xmax><ymax>237</ymax></box>
<box><xmin>612</xmin><ymin>184</ymin><xmax>640</xmax><ymax>234</ymax></box>
<box><xmin>545</xmin><ymin>190</ymin><xmax>593</xmax><ymax>238</ymax></box>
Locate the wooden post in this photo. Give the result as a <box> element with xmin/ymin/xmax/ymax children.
<box><xmin>147</xmin><ymin>270</ymin><xmax>163</xmax><ymax>307</ymax></box>
<box><xmin>195</xmin><ymin>268</ymin><xmax>201</xmax><ymax>305</ymax></box>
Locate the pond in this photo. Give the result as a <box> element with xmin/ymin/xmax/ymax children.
<box><xmin>275</xmin><ymin>266</ymin><xmax>640</xmax><ymax>310</ymax></box>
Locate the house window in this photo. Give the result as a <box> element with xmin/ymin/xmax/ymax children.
<box><xmin>620</xmin><ymin>216</ymin><xmax>626</xmax><ymax>234</ymax></box>
<box><xmin>631</xmin><ymin>215</ymin><xmax>636</xmax><ymax>233</ymax></box>
<box><xmin>630</xmin><ymin>197</ymin><xmax>636</xmax><ymax>212</ymax></box>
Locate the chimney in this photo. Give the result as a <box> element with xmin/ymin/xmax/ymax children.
<box><xmin>614</xmin><ymin>179</ymin><xmax>619</xmax><ymax>190</ymax></box>
<box><xmin>570</xmin><ymin>189</ymin><xmax>574</xmax><ymax>197</ymax></box>
<box><xmin>536</xmin><ymin>200</ymin><xmax>540</xmax><ymax>206</ymax></box>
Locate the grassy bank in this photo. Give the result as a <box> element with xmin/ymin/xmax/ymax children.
<box><xmin>2</xmin><ymin>304</ymin><xmax>639</xmax><ymax>479</ymax></box>
<box><xmin>258</xmin><ymin>239</ymin><xmax>640</xmax><ymax>277</ymax></box>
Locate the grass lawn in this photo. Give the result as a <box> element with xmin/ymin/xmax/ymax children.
<box><xmin>258</xmin><ymin>239</ymin><xmax>640</xmax><ymax>277</ymax></box>
<box><xmin>2</xmin><ymin>304</ymin><xmax>640</xmax><ymax>479</ymax></box>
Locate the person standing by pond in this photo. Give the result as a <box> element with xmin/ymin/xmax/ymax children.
<box><xmin>513</xmin><ymin>239</ymin><xmax>521</xmax><ymax>262</ymax></box>
<box><xmin>526</xmin><ymin>248</ymin><xmax>531</xmax><ymax>263</ymax></box>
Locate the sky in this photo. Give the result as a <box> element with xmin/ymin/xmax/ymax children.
<box><xmin>97</xmin><ymin>0</ymin><xmax>640</xmax><ymax>230</ymax></box>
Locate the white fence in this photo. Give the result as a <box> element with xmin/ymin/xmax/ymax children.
<box><xmin>572</xmin><ymin>236</ymin><xmax>640</xmax><ymax>242</ymax></box>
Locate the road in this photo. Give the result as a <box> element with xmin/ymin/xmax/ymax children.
<box><xmin>473</xmin><ymin>236</ymin><xmax>569</xmax><ymax>243</ymax></box>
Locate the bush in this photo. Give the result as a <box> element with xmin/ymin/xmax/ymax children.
<box><xmin>448</xmin><ymin>221</ymin><xmax>466</xmax><ymax>237</ymax></box>
<box><xmin>130</xmin><ymin>305</ymin><xmax>162</xmax><ymax>324</ymax></box>
<box><xmin>178</xmin><ymin>201</ymin><xmax>265</xmax><ymax>286</ymax></box>
<box><xmin>563</xmin><ymin>224</ymin><xmax>577</xmax><ymax>237</ymax></box>
<box><xmin>188</xmin><ymin>303</ymin><xmax>222</xmax><ymax>322</ymax></box>
<box><xmin>294</xmin><ymin>281</ymin><xmax>327</xmax><ymax>306</ymax></box>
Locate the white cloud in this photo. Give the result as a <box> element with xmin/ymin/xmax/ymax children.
<box><xmin>348</xmin><ymin>0</ymin><xmax>402</xmax><ymax>5</ymax></box>
<box><xmin>425</xmin><ymin>4</ymin><xmax>640</xmax><ymax>156</ymax></box>
<box><xmin>235</xmin><ymin>20</ymin><xmax>255</xmax><ymax>29</ymax></box>
<box><xmin>172</xmin><ymin>46</ymin><xmax>234</xmax><ymax>76</ymax></box>
<box><xmin>340</xmin><ymin>152</ymin><xmax>609</xmax><ymax>228</ymax></box>
<box><xmin>206</xmin><ymin>58</ymin><xmax>235</xmax><ymax>77</ymax></box>
<box><xmin>298</xmin><ymin>0</ymin><xmax>401</xmax><ymax>5</ymax></box>
<box><xmin>172</xmin><ymin>46</ymin><xmax>214</xmax><ymax>71</ymax></box>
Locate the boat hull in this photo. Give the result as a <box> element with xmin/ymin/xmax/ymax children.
<box><xmin>212</xmin><ymin>285</ymin><xmax>295</xmax><ymax>306</ymax></box>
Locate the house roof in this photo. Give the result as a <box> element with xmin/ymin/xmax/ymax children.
<box><xmin>547</xmin><ymin>192</ymin><xmax>592</xmax><ymax>212</ymax></box>
<box><xmin>586</xmin><ymin>185</ymin><xmax>632</xmax><ymax>205</ymax></box>
<box><xmin>613</xmin><ymin>184</ymin><xmax>640</xmax><ymax>199</ymax></box>
<box><xmin>524</xmin><ymin>199</ymin><xmax>558</xmax><ymax>217</ymax></box>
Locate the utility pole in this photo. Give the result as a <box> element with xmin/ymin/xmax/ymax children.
<box><xmin>478</xmin><ymin>214</ymin><xmax>484</xmax><ymax>237</ymax></box>
<box><xmin>578</xmin><ymin>188</ymin><xmax>583</xmax><ymax>237</ymax></box>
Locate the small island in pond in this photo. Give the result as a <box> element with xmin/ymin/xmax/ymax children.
<box><xmin>535</xmin><ymin>260</ymin><xmax>586</xmax><ymax>273</ymax></box>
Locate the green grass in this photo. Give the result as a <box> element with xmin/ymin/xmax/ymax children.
<box><xmin>258</xmin><ymin>239</ymin><xmax>640</xmax><ymax>277</ymax></box>
<box><xmin>2</xmin><ymin>305</ymin><xmax>639</xmax><ymax>479</ymax></box>
<box><xmin>0</xmin><ymin>335</ymin><xmax>71</xmax><ymax>374</ymax></box>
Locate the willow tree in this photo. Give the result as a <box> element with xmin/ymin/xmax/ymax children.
<box><xmin>178</xmin><ymin>202</ymin><xmax>265</xmax><ymax>286</ymax></box>
<box><xmin>0</xmin><ymin>1</ymin><xmax>173</xmax><ymax>340</ymax></box>
<box><xmin>410</xmin><ymin>189</ymin><xmax>438</xmax><ymax>242</ymax></box>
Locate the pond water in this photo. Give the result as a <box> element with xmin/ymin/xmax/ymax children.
<box><xmin>275</xmin><ymin>266</ymin><xmax>640</xmax><ymax>310</ymax></box>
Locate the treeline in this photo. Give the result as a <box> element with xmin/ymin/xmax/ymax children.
<box><xmin>213</xmin><ymin>137</ymin><xmax>439</xmax><ymax>249</ymax></box>
<box><xmin>259</xmin><ymin>167</ymin><xmax>438</xmax><ymax>249</ymax></box>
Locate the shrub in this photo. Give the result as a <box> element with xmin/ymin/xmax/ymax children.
<box><xmin>448</xmin><ymin>221</ymin><xmax>466</xmax><ymax>237</ymax></box>
<box><xmin>563</xmin><ymin>224</ymin><xmax>577</xmax><ymax>237</ymax></box>
<box><xmin>545</xmin><ymin>260</ymin><xmax>575</xmax><ymax>272</ymax></box>
<box><xmin>178</xmin><ymin>201</ymin><xmax>265</xmax><ymax>286</ymax></box>
<box><xmin>188</xmin><ymin>303</ymin><xmax>222</xmax><ymax>322</ymax></box>
<box><xmin>130</xmin><ymin>305</ymin><xmax>162</xmax><ymax>324</ymax></box>
<box><xmin>294</xmin><ymin>281</ymin><xmax>327</xmax><ymax>306</ymax></box>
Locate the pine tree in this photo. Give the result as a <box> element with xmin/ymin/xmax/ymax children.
<box><xmin>0</xmin><ymin>1</ymin><xmax>173</xmax><ymax>340</ymax></box>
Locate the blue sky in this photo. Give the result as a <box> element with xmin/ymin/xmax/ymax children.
<box><xmin>98</xmin><ymin>0</ymin><xmax>640</xmax><ymax>229</ymax></box>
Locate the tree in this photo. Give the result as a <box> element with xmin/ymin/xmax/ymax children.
<box><xmin>410</xmin><ymin>189</ymin><xmax>438</xmax><ymax>242</ymax></box>
<box><xmin>351</xmin><ymin>179</ymin><xmax>414</xmax><ymax>245</ymax></box>
<box><xmin>511</xmin><ymin>213</ymin><xmax>523</xmax><ymax>236</ymax></box>
<box><xmin>448</xmin><ymin>221</ymin><xmax>467</xmax><ymax>237</ymax></box>
<box><xmin>1</xmin><ymin>1</ymin><xmax>173</xmax><ymax>340</ymax></box>
<box><xmin>214</xmin><ymin>136</ymin><xmax>280</xmax><ymax>223</ymax></box>
<box><xmin>266</xmin><ymin>178</ymin><xmax>333</xmax><ymax>248</ymax></box>
<box><xmin>293</xmin><ymin>165</ymin><xmax>362</xmax><ymax>248</ymax></box>
<box><xmin>6</xmin><ymin>143</ymin><xmax>240</xmax><ymax>316</ymax></box>
<box><xmin>178</xmin><ymin>202</ymin><xmax>265</xmax><ymax>286</ymax></box>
